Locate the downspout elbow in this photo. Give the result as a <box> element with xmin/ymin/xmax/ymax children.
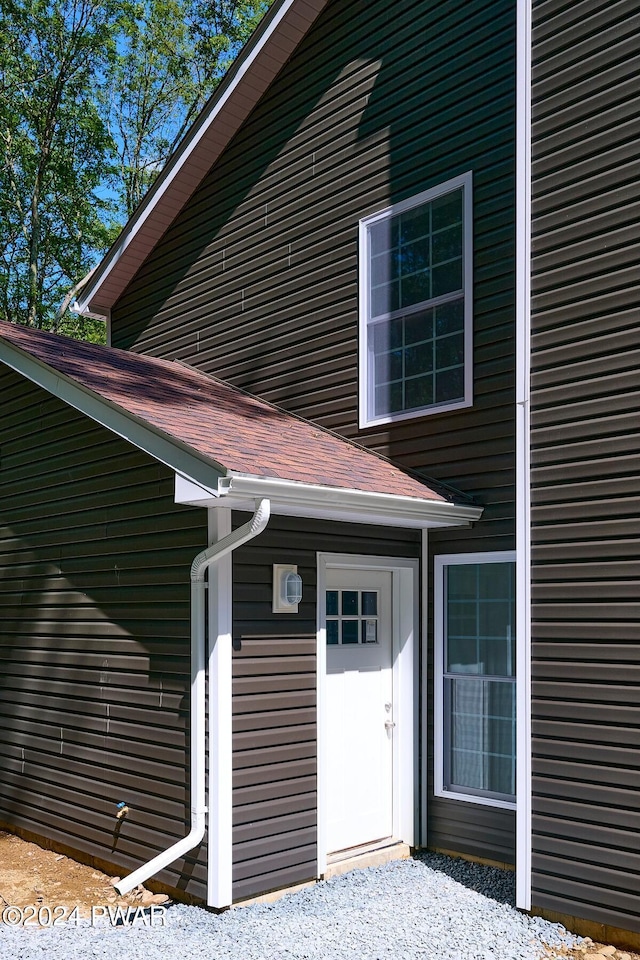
<box><xmin>114</xmin><ymin>498</ymin><xmax>270</xmax><ymax>897</ymax></box>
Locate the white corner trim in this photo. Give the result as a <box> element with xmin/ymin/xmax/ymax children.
<box><xmin>316</xmin><ymin>555</ymin><xmax>328</xmax><ymax>878</ymax></box>
<box><xmin>420</xmin><ymin>529</ymin><xmax>429</xmax><ymax>846</ymax></box>
<box><xmin>433</xmin><ymin>551</ymin><xmax>518</xmax><ymax>812</ymax></box>
<box><xmin>207</xmin><ymin>507</ymin><xmax>234</xmax><ymax>908</ymax></box>
<box><xmin>516</xmin><ymin>0</ymin><xmax>533</xmax><ymax>913</ymax></box>
<box><xmin>316</xmin><ymin>552</ymin><xmax>418</xmax><ymax>876</ymax></box>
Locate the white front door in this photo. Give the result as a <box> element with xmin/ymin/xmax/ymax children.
<box><xmin>325</xmin><ymin>568</ymin><xmax>394</xmax><ymax>853</ymax></box>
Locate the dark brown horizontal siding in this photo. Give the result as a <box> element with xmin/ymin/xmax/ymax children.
<box><xmin>110</xmin><ymin>0</ymin><xmax>517</xmax><ymax>871</ymax></box>
<box><xmin>429</xmin><ymin>803</ymin><xmax>516</xmax><ymax>865</ymax></box>
<box><xmin>531</xmin><ymin>0</ymin><xmax>640</xmax><ymax>932</ymax></box>
<box><xmin>0</xmin><ymin>368</ymin><xmax>207</xmax><ymax>897</ymax></box>
<box><xmin>111</xmin><ymin>0</ymin><xmax>516</xmax><ymax>546</ymax></box>
<box><xmin>231</xmin><ymin>514</ymin><xmax>419</xmax><ymax>900</ymax></box>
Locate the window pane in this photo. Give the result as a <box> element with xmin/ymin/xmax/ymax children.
<box><xmin>399</xmin><ymin>238</ymin><xmax>430</xmax><ymax>277</ymax></box>
<box><xmin>326</xmin><ymin>621</ymin><xmax>339</xmax><ymax>645</ymax></box>
<box><xmin>480</xmin><ymin>600</ymin><xmax>513</xmax><ymax>640</ymax></box>
<box><xmin>447</xmin><ymin>634</ymin><xmax>479</xmax><ymax>674</ymax></box>
<box><xmin>432</xmin><ymin>190</ymin><xmax>462</xmax><ymax>231</ymax></box>
<box><xmin>432</xmin><ymin>259</ymin><xmax>462</xmax><ymax>297</ymax></box>
<box><xmin>370</xmin><ymin>218</ymin><xmax>398</xmax><ymax>256</ymax></box>
<box><xmin>342</xmin><ymin>591</ymin><xmax>358</xmax><ymax>615</ymax></box>
<box><xmin>399</xmin><ymin>204</ymin><xmax>431</xmax><ymax>243</ymax></box>
<box><xmin>365</xmin><ymin>185</ymin><xmax>467</xmax><ymax>420</ymax></box>
<box><xmin>435</xmin><ymin>299</ymin><xmax>464</xmax><ymax>336</ymax></box>
<box><xmin>405</xmin><ymin>342</ymin><xmax>432</xmax><ymax>378</ymax></box>
<box><xmin>433</xmin><ymin>225</ymin><xmax>462</xmax><ymax>264</ymax></box>
<box><xmin>479</xmin><ymin>636</ymin><xmax>513</xmax><ymax>676</ymax></box>
<box><xmin>401</xmin><ymin>270</ymin><xmax>431</xmax><ymax>308</ymax></box>
<box><xmin>447</xmin><ymin>564</ymin><xmax>476</xmax><ymax>600</ymax></box>
<box><xmin>448</xmin><ymin>601</ymin><xmax>477</xmax><ymax>638</ymax></box>
<box><xmin>449</xmin><ymin>678</ymin><xmax>515</xmax><ymax>796</ymax></box>
<box><xmin>478</xmin><ymin>563</ymin><xmax>514</xmax><ymax>600</ymax></box>
<box><xmin>362</xmin><ymin>619</ymin><xmax>378</xmax><ymax>644</ymax></box>
<box><xmin>435</xmin><ymin>366</ymin><xmax>464</xmax><ymax>404</ymax></box>
<box><xmin>362</xmin><ymin>591</ymin><xmax>377</xmax><ymax>615</ymax></box>
<box><xmin>371</xmin><ymin>280</ymin><xmax>399</xmax><ymax>318</ymax></box>
<box><xmin>405</xmin><ymin>308</ymin><xmax>433</xmax><ymax>345</ymax></box>
<box><xmin>405</xmin><ymin>375</ymin><xmax>433</xmax><ymax>410</ymax></box>
<box><xmin>443</xmin><ymin>560</ymin><xmax>516</xmax><ymax>800</ymax></box>
<box><xmin>375</xmin><ymin>348</ymin><xmax>403</xmax><ymax>384</ymax></box>
<box><xmin>326</xmin><ymin>591</ymin><xmax>338</xmax><ymax>616</ymax></box>
<box><xmin>342</xmin><ymin>620</ymin><xmax>359</xmax><ymax>644</ymax></box>
<box><xmin>375</xmin><ymin>381</ymin><xmax>403</xmax><ymax>415</ymax></box>
<box><xmin>435</xmin><ymin>333</ymin><xmax>464</xmax><ymax>370</ymax></box>
<box><xmin>370</xmin><ymin>251</ymin><xmax>396</xmax><ymax>287</ymax></box>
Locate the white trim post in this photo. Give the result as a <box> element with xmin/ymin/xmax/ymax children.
<box><xmin>420</xmin><ymin>529</ymin><xmax>429</xmax><ymax>847</ymax></box>
<box><xmin>516</xmin><ymin>0</ymin><xmax>533</xmax><ymax>913</ymax></box>
<box><xmin>207</xmin><ymin>507</ymin><xmax>233</xmax><ymax>907</ymax></box>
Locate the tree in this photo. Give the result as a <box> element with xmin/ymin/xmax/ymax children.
<box><xmin>103</xmin><ymin>0</ymin><xmax>272</xmax><ymax>220</ymax></box>
<box><xmin>0</xmin><ymin>0</ymin><xmax>273</xmax><ymax>335</ymax></box>
<box><xmin>0</xmin><ymin>0</ymin><xmax>118</xmax><ymax>337</ymax></box>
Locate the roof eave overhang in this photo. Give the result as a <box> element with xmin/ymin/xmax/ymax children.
<box><xmin>175</xmin><ymin>474</ymin><xmax>483</xmax><ymax>530</ymax></box>
<box><xmin>0</xmin><ymin>338</ymin><xmax>226</xmax><ymax>492</ymax></box>
<box><xmin>74</xmin><ymin>0</ymin><xmax>330</xmax><ymax>319</ymax></box>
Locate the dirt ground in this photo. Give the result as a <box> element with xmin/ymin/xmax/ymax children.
<box><xmin>0</xmin><ymin>830</ymin><xmax>169</xmax><ymax>922</ymax></box>
<box><xmin>1</xmin><ymin>829</ymin><xmax>639</xmax><ymax>960</ymax></box>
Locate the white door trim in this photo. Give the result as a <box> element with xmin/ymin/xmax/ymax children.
<box><xmin>316</xmin><ymin>552</ymin><xmax>419</xmax><ymax>877</ymax></box>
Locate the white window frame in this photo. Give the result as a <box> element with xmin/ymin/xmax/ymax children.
<box><xmin>434</xmin><ymin>551</ymin><xmax>517</xmax><ymax>811</ymax></box>
<box><xmin>358</xmin><ymin>172</ymin><xmax>474</xmax><ymax>429</ymax></box>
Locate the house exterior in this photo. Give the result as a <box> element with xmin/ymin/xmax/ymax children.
<box><xmin>1</xmin><ymin>0</ymin><xmax>639</xmax><ymax>943</ymax></box>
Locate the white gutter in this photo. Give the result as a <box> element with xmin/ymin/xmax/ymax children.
<box><xmin>174</xmin><ymin>474</ymin><xmax>483</xmax><ymax>530</ymax></box>
<box><xmin>114</xmin><ymin>498</ymin><xmax>271</xmax><ymax>896</ymax></box>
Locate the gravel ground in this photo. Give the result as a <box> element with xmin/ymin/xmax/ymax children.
<box><xmin>0</xmin><ymin>852</ymin><xmax>582</xmax><ymax>960</ymax></box>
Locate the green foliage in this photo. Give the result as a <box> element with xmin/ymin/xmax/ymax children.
<box><xmin>0</xmin><ymin>0</ymin><xmax>118</xmax><ymax>332</ymax></box>
<box><xmin>104</xmin><ymin>0</ymin><xmax>271</xmax><ymax>218</ymax></box>
<box><xmin>0</xmin><ymin>0</ymin><xmax>272</xmax><ymax>337</ymax></box>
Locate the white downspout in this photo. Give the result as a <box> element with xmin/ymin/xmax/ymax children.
<box><xmin>114</xmin><ymin>498</ymin><xmax>271</xmax><ymax>896</ymax></box>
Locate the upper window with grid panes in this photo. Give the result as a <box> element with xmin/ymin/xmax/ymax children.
<box><xmin>359</xmin><ymin>173</ymin><xmax>473</xmax><ymax>427</ymax></box>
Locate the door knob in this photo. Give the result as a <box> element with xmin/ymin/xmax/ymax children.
<box><xmin>385</xmin><ymin>720</ymin><xmax>396</xmax><ymax>730</ymax></box>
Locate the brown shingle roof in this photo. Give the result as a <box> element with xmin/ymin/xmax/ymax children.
<box><xmin>0</xmin><ymin>321</ymin><xmax>452</xmax><ymax>503</ymax></box>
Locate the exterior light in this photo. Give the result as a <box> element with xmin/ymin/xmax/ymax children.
<box><xmin>272</xmin><ymin>564</ymin><xmax>302</xmax><ymax>613</ymax></box>
<box><xmin>284</xmin><ymin>571</ymin><xmax>303</xmax><ymax>605</ymax></box>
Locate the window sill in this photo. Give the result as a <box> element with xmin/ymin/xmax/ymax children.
<box><xmin>434</xmin><ymin>787</ymin><xmax>516</xmax><ymax>811</ymax></box>
<box><xmin>359</xmin><ymin>394</ymin><xmax>472</xmax><ymax>429</ymax></box>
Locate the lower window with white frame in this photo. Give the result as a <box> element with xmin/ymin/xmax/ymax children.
<box><xmin>434</xmin><ymin>552</ymin><xmax>516</xmax><ymax>808</ymax></box>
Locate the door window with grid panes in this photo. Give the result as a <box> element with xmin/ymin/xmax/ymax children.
<box><xmin>325</xmin><ymin>588</ymin><xmax>379</xmax><ymax>646</ymax></box>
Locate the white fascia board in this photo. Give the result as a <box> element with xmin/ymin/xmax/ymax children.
<box><xmin>0</xmin><ymin>340</ymin><xmax>225</xmax><ymax>491</ymax></box>
<box><xmin>175</xmin><ymin>472</ymin><xmax>483</xmax><ymax>529</ymax></box>
<box><xmin>74</xmin><ymin>0</ymin><xmax>315</xmax><ymax>318</ymax></box>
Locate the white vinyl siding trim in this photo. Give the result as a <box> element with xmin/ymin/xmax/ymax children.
<box><xmin>515</xmin><ymin>0</ymin><xmax>533</xmax><ymax>912</ymax></box>
<box><xmin>434</xmin><ymin>551</ymin><xmax>517</xmax><ymax>812</ymax></box>
<box><xmin>359</xmin><ymin>172</ymin><xmax>473</xmax><ymax>428</ymax></box>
